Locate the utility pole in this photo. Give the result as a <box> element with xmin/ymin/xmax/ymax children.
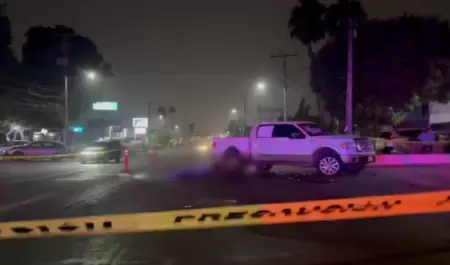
<box><xmin>243</xmin><ymin>95</ymin><xmax>247</xmax><ymax>136</ymax></box>
<box><xmin>345</xmin><ymin>1</ymin><xmax>356</xmax><ymax>135</ymax></box>
<box><xmin>59</xmin><ymin>34</ymin><xmax>70</xmax><ymax>145</ymax></box>
<box><xmin>147</xmin><ymin>102</ymin><xmax>152</xmax><ymax>122</ymax></box>
<box><xmin>64</xmin><ymin>75</ymin><xmax>69</xmax><ymax>142</ymax></box>
<box><xmin>270</xmin><ymin>53</ymin><xmax>297</xmax><ymax>121</ymax></box>
<box><xmin>146</xmin><ymin>102</ymin><xmax>152</xmax><ymax>148</ymax></box>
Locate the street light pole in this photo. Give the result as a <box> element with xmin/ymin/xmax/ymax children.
<box><xmin>64</xmin><ymin>75</ymin><xmax>69</xmax><ymax>144</ymax></box>
<box><xmin>243</xmin><ymin>81</ymin><xmax>266</xmax><ymax>136</ymax></box>
<box><xmin>282</xmin><ymin>58</ymin><xmax>288</xmax><ymax>121</ymax></box>
<box><xmin>243</xmin><ymin>91</ymin><xmax>248</xmax><ymax>135</ymax></box>
<box><xmin>345</xmin><ymin>16</ymin><xmax>355</xmax><ymax>135</ymax></box>
<box><xmin>146</xmin><ymin>102</ymin><xmax>152</xmax><ymax>149</ymax></box>
<box><xmin>62</xmin><ymin>71</ymin><xmax>97</xmax><ymax>144</ymax></box>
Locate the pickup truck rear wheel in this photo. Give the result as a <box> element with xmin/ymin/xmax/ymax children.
<box><xmin>315</xmin><ymin>152</ymin><xmax>343</xmax><ymax>177</ymax></box>
<box><xmin>256</xmin><ymin>164</ymin><xmax>272</xmax><ymax>177</ymax></box>
<box><xmin>216</xmin><ymin>147</ymin><xmax>246</xmax><ymax>175</ymax></box>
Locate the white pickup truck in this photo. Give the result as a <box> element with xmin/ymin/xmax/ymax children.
<box><xmin>212</xmin><ymin>121</ymin><xmax>375</xmax><ymax>177</ymax></box>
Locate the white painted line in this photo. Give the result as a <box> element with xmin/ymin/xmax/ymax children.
<box><xmin>12</xmin><ymin>169</ymin><xmax>84</xmax><ymax>183</ymax></box>
<box><xmin>0</xmin><ymin>192</ymin><xmax>58</xmax><ymax>213</ymax></box>
<box><xmin>55</xmin><ymin>174</ymin><xmax>114</xmax><ymax>181</ymax></box>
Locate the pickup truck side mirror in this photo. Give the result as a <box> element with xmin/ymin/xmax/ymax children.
<box><xmin>289</xmin><ymin>133</ymin><xmax>304</xmax><ymax>139</ymax></box>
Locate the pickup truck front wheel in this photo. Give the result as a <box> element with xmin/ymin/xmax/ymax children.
<box><xmin>315</xmin><ymin>152</ymin><xmax>343</xmax><ymax>177</ymax></box>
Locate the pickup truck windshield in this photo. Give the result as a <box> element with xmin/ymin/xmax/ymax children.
<box><xmin>298</xmin><ymin>123</ymin><xmax>333</xmax><ymax>136</ymax></box>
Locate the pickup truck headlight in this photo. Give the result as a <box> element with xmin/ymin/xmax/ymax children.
<box><xmin>196</xmin><ymin>145</ymin><xmax>208</xmax><ymax>152</ymax></box>
<box><xmin>340</xmin><ymin>142</ymin><xmax>357</xmax><ymax>151</ymax></box>
<box><xmin>80</xmin><ymin>147</ymin><xmax>104</xmax><ymax>155</ymax></box>
<box><xmin>81</xmin><ymin>150</ymin><xmax>97</xmax><ymax>155</ymax></box>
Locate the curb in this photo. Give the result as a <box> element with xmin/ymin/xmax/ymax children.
<box><xmin>370</xmin><ymin>154</ymin><xmax>450</xmax><ymax>166</ymax></box>
<box><xmin>118</xmin><ymin>172</ymin><xmax>132</xmax><ymax>177</ymax></box>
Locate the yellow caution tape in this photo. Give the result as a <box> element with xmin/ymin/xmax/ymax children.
<box><xmin>0</xmin><ymin>190</ymin><xmax>448</xmax><ymax>239</ymax></box>
<box><xmin>0</xmin><ymin>149</ymin><xmax>122</xmax><ymax>161</ymax></box>
<box><xmin>0</xmin><ymin>153</ymin><xmax>77</xmax><ymax>161</ymax></box>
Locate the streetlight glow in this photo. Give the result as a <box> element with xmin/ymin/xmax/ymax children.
<box><xmin>174</xmin><ymin>124</ymin><xmax>179</xmax><ymax>130</ymax></box>
<box><xmin>85</xmin><ymin>71</ymin><xmax>97</xmax><ymax>81</ymax></box>
<box><xmin>230</xmin><ymin>108</ymin><xmax>237</xmax><ymax>115</ymax></box>
<box><xmin>256</xmin><ymin>81</ymin><xmax>266</xmax><ymax>92</ymax></box>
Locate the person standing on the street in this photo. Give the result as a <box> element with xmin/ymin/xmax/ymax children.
<box><xmin>380</xmin><ymin>131</ymin><xmax>394</xmax><ymax>154</ymax></box>
<box><xmin>418</xmin><ymin>128</ymin><xmax>435</xmax><ymax>153</ymax></box>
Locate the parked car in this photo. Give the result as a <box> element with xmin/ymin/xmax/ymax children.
<box><xmin>0</xmin><ymin>140</ymin><xmax>29</xmax><ymax>156</ymax></box>
<box><xmin>7</xmin><ymin>141</ymin><xmax>69</xmax><ymax>159</ymax></box>
<box><xmin>212</xmin><ymin>121</ymin><xmax>376</xmax><ymax>177</ymax></box>
<box><xmin>79</xmin><ymin>140</ymin><xmax>123</xmax><ymax>164</ymax></box>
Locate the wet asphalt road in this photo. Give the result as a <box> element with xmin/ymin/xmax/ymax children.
<box><xmin>0</xmin><ymin>148</ymin><xmax>449</xmax><ymax>265</ymax></box>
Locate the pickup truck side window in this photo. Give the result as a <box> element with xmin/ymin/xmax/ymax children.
<box><xmin>272</xmin><ymin>125</ymin><xmax>305</xmax><ymax>138</ymax></box>
<box><xmin>256</xmin><ymin>125</ymin><xmax>274</xmax><ymax>138</ymax></box>
<box><xmin>297</xmin><ymin>123</ymin><xmax>332</xmax><ymax>136</ymax></box>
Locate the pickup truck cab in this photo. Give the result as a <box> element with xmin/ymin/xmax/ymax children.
<box><xmin>212</xmin><ymin>121</ymin><xmax>375</xmax><ymax>177</ymax></box>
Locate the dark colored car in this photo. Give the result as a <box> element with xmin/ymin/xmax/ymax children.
<box><xmin>79</xmin><ymin>140</ymin><xmax>123</xmax><ymax>164</ymax></box>
<box><xmin>0</xmin><ymin>140</ymin><xmax>30</xmax><ymax>156</ymax></box>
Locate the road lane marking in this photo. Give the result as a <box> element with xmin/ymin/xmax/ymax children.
<box><xmin>0</xmin><ymin>192</ymin><xmax>58</xmax><ymax>213</ymax></box>
<box><xmin>56</xmin><ymin>174</ymin><xmax>116</xmax><ymax>181</ymax></box>
<box><xmin>8</xmin><ymin>169</ymin><xmax>84</xmax><ymax>183</ymax></box>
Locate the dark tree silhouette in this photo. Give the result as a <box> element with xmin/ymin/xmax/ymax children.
<box><xmin>325</xmin><ymin>0</ymin><xmax>367</xmax><ymax>36</ymax></box>
<box><xmin>288</xmin><ymin>0</ymin><xmax>327</xmax><ymax>117</ymax></box>
<box><xmin>289</xmin><ymin>0</ymin><xmax>327</xmax><ymax>60</ymax></box>
<box><xmin>0</xmin><ymin>3</ymin><xmax>19</xmax><ymax>125</ymax></box>
<box><xmin>167</xmin><ymin>106</ymin><xmax>177</xmax><ymax>130</ymax></box>
<box><xmin>293</xmin><ymin>98</ymin><xmax>312</xmax><ymax>120</ymax></box>
<box><xmin>312</xmin><ymin>15</ymin><xmax>450</xmax><ymax>133</ymax></box>
<box><xmin>188</xmin><ymin>122</ymin><xmax>195</xmax><ymax>135</ymax></box>
<box><xmin>289</xmin><ymin>0</ymin><xmax>366</xmax><ymax>119</ymax></box>
<box><xmin>0</xmin><ymin>3</ymin><xmax>17</xmax><ymax>75</ymax></box>
<box><xmin>18</xmin><ymin>25</ymin><xmax>112</xmax><ymax>123</ymax></box>
<box><xmin>157</xmin><ymin>106</ymin><xmax>167</xmax><ymax>117</ymax></box>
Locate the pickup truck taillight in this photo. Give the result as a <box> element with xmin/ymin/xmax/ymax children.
<box><xmin>212</xmin><ymin>141</ymin><xmax>217</xmax><ymax>149</ymax></box>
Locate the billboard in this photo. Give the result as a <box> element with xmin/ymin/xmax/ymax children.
<box><xmin>69</xmin><ymin>126</ymin><xmax>84</xmax><ymax>133</ymax></box>
<box><xmin>92</xmin><ymin>102</ymin><xmax>118</xmax><ymax>111</ymax></box>
<box><xmin>134</xmin><ymin>127</ymin><xmax>146</xmax><ymax>135</ymax></box>
<box><xmin>132</xmin><ymin>118</ymin><xmax>148</xmax><ymax>128</ymax></box>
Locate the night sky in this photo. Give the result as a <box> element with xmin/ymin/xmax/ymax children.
<box><xmin>6</xmin><ymin>0</ymin><xmax>450</xmax><ymax>135</ymax></box>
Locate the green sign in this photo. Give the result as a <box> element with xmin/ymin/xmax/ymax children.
<box><xmin>92</xmin><ymin>102</ymin><xmax>118</xmax><ymax>111</ymax></box>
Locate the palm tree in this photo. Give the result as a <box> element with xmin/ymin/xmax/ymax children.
<box><xmin>168</xmin><ymin>106</ymin><xmax>176</xmax><ymax>130</ymax></box>
<box><xmin>293</xmin><ymin>98</ymin><xmax>312</xmax><ymax>120</ymax></box>
<box><xmin>288</xmin><ymin>0</ymin><xmax>327</xmax><ymax>118</ymax></box>
<box><xmin>289</xmin><ymin>0</ymin><xmax>327</xmax><ymax>60</ymax></box>
<box><xmin>157</xmin><ymin>106</ymin><xmax>167</xmax><ymax>117</ymax></box>
<box><xmin>325</xmin><ymin>0</ymin><xmax>367</xmax><ymax>37</ymax></box>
